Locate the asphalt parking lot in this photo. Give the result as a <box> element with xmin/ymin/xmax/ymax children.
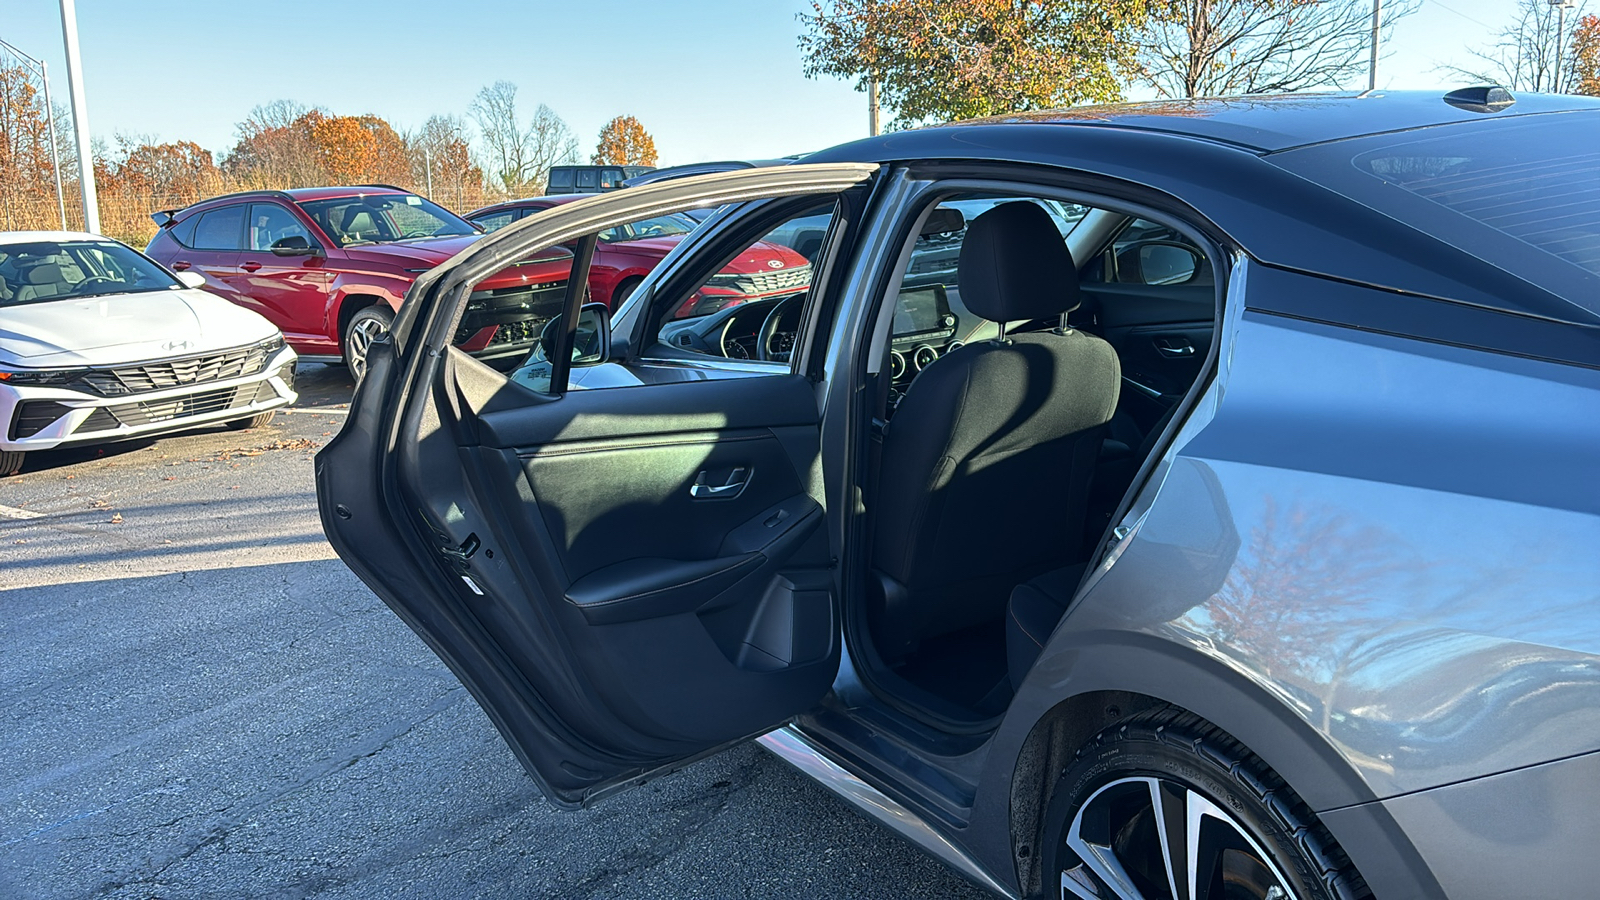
<box><xmin>1</xmin><ymin>364</ymin><xmax>987</xmax><ymax>900</ymax></box>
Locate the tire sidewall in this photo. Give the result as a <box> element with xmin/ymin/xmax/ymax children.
<box><xmin>1040</xmin><ymin>730</ymin><xmax>1334</xmax><ymax>900</ymax></box>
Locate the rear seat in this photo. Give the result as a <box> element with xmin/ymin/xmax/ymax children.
<box><xmin>1005</xmin><ymin>562</ymin><xmax>1088</xmax><ymax>688</ymax></box>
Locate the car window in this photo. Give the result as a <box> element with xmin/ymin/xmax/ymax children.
<box><xmin>0</xmin><ymin>240</ymin><xmax>179</xmax><ymax>305</ymax></box>
<box><xmin>653</xmin><ymin>203</ymin><xmax>836</xmax><ymax>365</ymax></box>
<box><xmin>297</xmin><ymin>194</ymin><xmax>475</xmax><ymax>247</ymax></box>
<box><xmin>547</xmin><ymin>168</ymin><xmax>575</xmax><ymax>192</ymax></box>
<box><xmin>576</xmin><ymin>169</ymin><xmax>599</xmax><ymax>190</ymax></box>
<box><xmin>472</xmin><ymin>209</ymin><xmax>519</xmax><ymax>234</ymax></box>
<box><xmin>192</xmin><ymin>205</ymin><xmax>246</xmax><ymax>251</ymax></box>
<box><xmin>598</xmin><ymin>214</ymin><xmax>697</xmax><ymax>243</ymax></box>
<box><xmin>1083</xmin><ymin>217</ymin><xmax>1213</xmax><ymax>287</ymax></box>
<box><xmin>248</xmin><ymin>203</ymin><xmax>316</xmax><ymax>252</ymax></box>
<box><xmin>601</xmin><ymin>169</ymin><xmax>626</xmax><ymax>189</ymax></box>
<box><xmin>168</xmin><ymin>214</ymin><xmax>200</xmax><ymax>249</ymax></box>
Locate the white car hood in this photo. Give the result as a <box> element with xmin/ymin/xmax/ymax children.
<box><xmin>0</xmin><ymin>288</ymin><xmax>280</xmax><ymax>367</ymax></box>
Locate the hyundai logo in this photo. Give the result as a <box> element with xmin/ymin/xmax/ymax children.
<box><xmin>767</xmin><ymin>260</ymin><xmax>784</xmax><ymax>269</ymax></box>
<box><xmin>162</xmin><ymin>340</ymin><xmax>192</xmax><ymax>352</ymax></box>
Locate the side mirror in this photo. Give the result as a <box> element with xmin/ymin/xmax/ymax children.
<box><xmin>1134</xmin><ymin>242</ymin><xmax>1202</xmax><ymax>285</ymax></box>
<box><xmin>270</xmin><ymin>235</ymin><xmax>324</xmax><ymax>257</ymax></box>
<box><xmin>538</xmin><ymin>302</ymin><xmax>611</xmax><ymax>367</ymax></box>
<box><xmin>175</xmin><ymin>270</ymin><xmax>207</xmax><ymax>289</ymax></box>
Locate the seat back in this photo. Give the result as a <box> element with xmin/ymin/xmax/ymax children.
<box><xmin>869</xmin><ymin>202</ymin><xmax>1120</xmax><ymax>658</ymax></box>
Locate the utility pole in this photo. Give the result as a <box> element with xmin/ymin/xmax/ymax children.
<box><xmin>1367</xmin><ymin>0</ymin><xmax>1383</xmax><ymax>91</ymax></box>
<box><xmin>59</xmin><ymin>0</ymin><xmax>98</xmax><ymax>233</ymax></box>
<box><xmin>868</xmin><ymin>77</ymin><xmax>880</xmax><ymax>136</ymax></box>
<box><xmin>0</xmin><ymin>37</ymin><xmax>67</xmax><ymax>229</ymax></box>
<box><xmin>1551</xmin><ymin>0</ymin><xmax>1576</xmax><ymax>93</ymax></box>
<box><xmin>423</xmin><ymin>146</ymin><xmax>434</xmax><ymax>199</ymax></box>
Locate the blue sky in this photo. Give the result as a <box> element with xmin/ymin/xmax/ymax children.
<box><xmin>0</xmin><ymin>0</ymin><xmax>1567</xmax><ymax>167</ymax></box>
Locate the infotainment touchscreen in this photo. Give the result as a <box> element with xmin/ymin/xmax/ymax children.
<box><xmin>892</xmin><ymin>284</ymin><xmax>951</xmax><ymax>337</ymax></box>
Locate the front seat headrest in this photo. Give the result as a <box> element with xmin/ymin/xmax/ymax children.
<box><xmin>957</xmin><ymin>201</ymin><xmax>1080</xmax><ymax>323</ymax></box>
<box><xmin>23</xmin><ymin>264</ymin><xmax>63</xmax><ymax>285</ymax></box>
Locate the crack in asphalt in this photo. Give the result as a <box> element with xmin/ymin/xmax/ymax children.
<box><xmin>84</xmin><ymin>687</ymin><xmax>466</xmax><ymax>899</ymax></box>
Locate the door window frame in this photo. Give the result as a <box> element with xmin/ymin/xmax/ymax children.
<box><xmin>191</xmin><ymin>204</ymin><xmax>248</xmax><ymax>251</ymax></box>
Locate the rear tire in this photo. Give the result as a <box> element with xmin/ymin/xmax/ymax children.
<box><xmin>226</xmin><ymin>410</ymin><xmax>276</xmax><ymax>431</ymax></box>
<box><xmin>1042</xmin><ymin>708</ymin><xmax>1369</xmax><ymax>900</ymax></box>
<box><xmin>612</xmin><ymin>277</ymin><xmax>641</xmax><ymax>308</ymax></box>
<box><xmin>0</xmin><ymin>450</ymin><xmax>24</xmax><ymax>477</ymax></box>
<box><xmin>343</xmin><ymin>304</ymin><xmax>395</xmax><ymax>383</ymax></box>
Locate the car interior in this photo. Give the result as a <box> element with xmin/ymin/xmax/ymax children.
<box><xmin>849</xmin><ymin>192</ymin><xmax>1218</xmax><ymax>722</ymax></box>
<box><xmin>637</xmin><ymin>189</ymin><xmax>1218</xmax><ymax>723</ymax></box>
<box><xmin>398</xmin><ymin>178</ymin><xmax>1219</xmax><ymax>788</ymax></box>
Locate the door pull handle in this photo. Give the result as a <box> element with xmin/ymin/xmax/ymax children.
<box><xmin>690</xmin><ymin>467</ymin><xmax>749</xmax><ymax>500</ymax></box>
<box><xmin>240</xmin><ymin>261</ymin><xmax>262</xmax><ymax>272</ymax></box>
<box><xmin>171</xmin><ymin>261</ymin><xmax>191</xmax><ymax>271</ymax></box>
<box><xmin>1154</xmin><ymin>338</ymin><xmax>1194</xmax><ymax>357</ymax></box>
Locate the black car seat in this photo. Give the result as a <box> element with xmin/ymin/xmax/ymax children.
<box><xmin>868</xmin><ymin>202</ymin><xmax>1121</xmax><ymax>660</ymax></box>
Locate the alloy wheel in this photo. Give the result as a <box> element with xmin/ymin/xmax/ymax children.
<box><xmin>1060</xmin><ymin>776</ymin><xmax>1294</xmax><ymax>900</ymax></box>
<box><xmin>347</xmin><ymin>314</ymin><xmax>389</xmax><ymax>382</ymax></box>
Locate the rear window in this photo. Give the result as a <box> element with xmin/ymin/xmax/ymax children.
<box><xmin>1271</xmin><ymin>113</ymin><xmax>1600</xmax><ymax>318</ymax></box>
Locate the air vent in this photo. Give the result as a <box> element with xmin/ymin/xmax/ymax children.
<box><xmin>945</xmin><ymin>340</ymin><xmax>965</xmax><ymax>353</ymax></box>
<box><xmin>912</xmin><ymin>345</ymin><xmax>939</xmax><ymax>371</ymax></box>
<box><xmin>678</xmin><ymin>333</ymin><xmax>694</xmax><ymax>347</ymax></box>
<box><xmin>888</xmin><ymin>350</ymin><xmax>906</xmax><ymax>381</ymax></box>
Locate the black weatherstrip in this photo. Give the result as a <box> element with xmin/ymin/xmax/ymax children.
<box><xmin>1245</xmin><ymin>263</ymin><xmax>1600</xmax><ymax>370</ymax></box>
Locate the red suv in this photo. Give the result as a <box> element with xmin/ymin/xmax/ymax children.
<box><xmin>465</xmin><ymin>194</ymin><xmax>810</xmax><ymax>317</ymax></box>
<box><xmin>146</xmin><ymin>186</ymin><xmax>573</xmax><ymax>379</ymax></box>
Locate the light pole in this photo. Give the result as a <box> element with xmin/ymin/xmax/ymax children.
<box><xmin>1551</xmin><ymin>0</ymin><xmax>1577</xmax><ymax>93</ymax></box>
<box><xmin>59</xmin><ymin>0</ymin><xmax>98</xmax><ymax>234</ymax></box>
<box><xmin>1368</xmin><ymin>0</ymin><xmax>1383</xmax><ymax>92</ymax></box>
<box><xmin>0</xmin><ymin>37</ymin><xmax>67</xmax><ymax>230</ymax></box>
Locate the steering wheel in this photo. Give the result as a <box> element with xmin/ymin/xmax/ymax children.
<box><xmin>68</xmin><ymin>276</ymin><xmax>119</xmax><ymax>295</ymax></box>
<box><xmin>757</xmin><ymin>295</ymin><xmax>803</xmax><ymax>362</ymax></box>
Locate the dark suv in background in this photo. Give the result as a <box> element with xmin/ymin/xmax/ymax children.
<box><xmin>545</xmin><ymin>165</ymin><xmax>655</xmax><ymax>194</ymax></box>
<box><xmin>145</xmin><ymin>186</ymin><xmax>573</xmax><ymax>379</ymax></box>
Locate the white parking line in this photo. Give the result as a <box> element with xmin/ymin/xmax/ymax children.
<box><xmin>288</xmin><ymin>407</ymin><xmax>350</xmax><ymax>416</ymax></box>
<box><xmin>0</xmin><ymin>504</ymin><xmax>44</xmax><ymax>520</ymax></box>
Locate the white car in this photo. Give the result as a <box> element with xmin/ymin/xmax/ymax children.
<box><xmin>0</xmin><ymin>231</ymin><xmax>298</xmax><ymax>476</ymax></box>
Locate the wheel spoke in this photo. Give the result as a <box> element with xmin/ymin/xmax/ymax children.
<box><xmin>1064</xmin><ymin>779</ymin><xmax>1155</xmax><ymax>900</ymax></box>
<box><xmin>1184</xmin><ymin>789</ymin><xmax>1292</xmax><ymax>900</ymax></box>
<box><xmin>1148</xmin><ymin>779</ymin><xmax>1189</xmax><ymax>900</ymax></box>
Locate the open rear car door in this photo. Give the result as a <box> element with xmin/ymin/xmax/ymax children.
<box><xmin>316</xmin><ymin>164</ymin><xmax>878</xmax><ymax>807</ymax></box>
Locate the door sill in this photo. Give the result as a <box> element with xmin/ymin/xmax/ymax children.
<box><xmin>757</xmin><ymin>726</ymin><xmax>1017</xmax><ymax>899</ymax></box>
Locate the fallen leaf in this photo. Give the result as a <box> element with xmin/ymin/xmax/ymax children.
<box><xmin>109</xmin><ymin>513</ymin><xmax>123</xmax><ymax>524</ymax></box>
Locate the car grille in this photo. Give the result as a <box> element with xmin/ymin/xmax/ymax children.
<box><xmin>9</xmin><ymin>401</ymin><xmax>74</xmax><ymax>441</ymax></box>
<box><xmin>73</xmin><ymin>341</ymin><xmax>277</xmax><ymax>396</ymax></box>
<box><xmin>727</xmin><ymin>265</ymin><xmax>811</xmax><ymax>296</ymax></box>
<box><xmin>109</xmin><ymin>385</ymin><xmax>255</xmax><ymax>427</ymax></box>
<box><xmin>457</xmin><ymin>281</ymin><xmax>568</xmax><ymax>347</ymax></box>
<box><xmin>488</xmin><ymin>318</ymin><xmax>549</xmax><ymax>346</ymax></box>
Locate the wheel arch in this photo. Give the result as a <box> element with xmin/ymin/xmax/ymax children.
<box><xmin>333</xmin><ymin>290</ymin><xmax>396</xmax><ymax>348</ymax></box>
<box><xmin>993</xmin><ymin>639</ymin><xmax>1447</xmax><ymax>899</ymax></box>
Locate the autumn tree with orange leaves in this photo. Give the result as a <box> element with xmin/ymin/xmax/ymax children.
<box><xmin>592</xmin><ymin>116</ymin><xmax>658</xmax><ymax>167</ymax></box>
<box><xmin>1574</xmin><ymin>14</ymin><xmax>1600</xmax><ymax>96</ymax></box>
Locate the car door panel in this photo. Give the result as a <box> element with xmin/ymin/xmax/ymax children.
<box><xmin>319</xmin><ymin>163</ymin><xmax>878</xmax><ymax>806</ymax></box>
<box><xmin>446</xmin><ymin>364</ymin><xmax>837</xmax><ymax>747</ymax></box>
<box><xmin>1084</xmin><ymin>282</ymin><xmax>1214</xmax><ymax>398</ymax></box>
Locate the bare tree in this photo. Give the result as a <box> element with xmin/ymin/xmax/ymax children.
<box><xmin>1140</xmin><ymin>0</ymin><xmax>1419</xmax><ymax>98</ymax></box>
<box><xmin>1443</xmin><ymin>0</ymin><xmax>1590</xmax><ymax>93</ymax></box>
<box><xmin>404</xmin><ymin>114</ymin><xmax>484</xmax><ymax>209</ymax></box>
<box><xmin>469</xmin><ymin>81</ymin><xmax>578</xmax><ymax>195</ymax></box>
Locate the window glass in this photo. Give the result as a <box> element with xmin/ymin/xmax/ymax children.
<box><xmin>297</xmin><ymin>194</ymin><xmax>474</xmax><ymax>247</ymax></box>
<box><xmin>1083</xmin><ymin>218</ymin><xmax>1212</xmax><ymax>287</ymax></box>
<box><xmin>575</xmin><ymin>169</ymin><xmax>599</xmax><ymax>190</ymax></box>
<box><xmin>600</xmin><ymin>168</ymin><xmax>625</xmax><ymax>189</ymax></box>
<box><xmin>247</xmin><ymin>203</ymin><xmax>315</xmax><ymax>251</ymax></box>
<box><xmin>192</xmin><ymin>205</ymin><xmax>245</xmax><ymax>250</ymax></box>
<box><xmin>598</xmin><ymin>213</ymin><xmax>697</xmax><ymax>243</ymax></box>
<box><xmin>655</xmin><ymin>203</ymin><xmax>835</xmax><ymax>364</ymax></box>
<box><xmin>547</xmin><ymin>168</ymin><xmax>575</xmax><ymax>191</ymax></box>
<box><xmin>169</xmin><ymin>214</ymin><xmax>199</xmax><ymax>248</ymax></box>
<box><xmin>472</xmin><ymin>210</ymin><xmax>518</xmax><ymax>233</ymax></box>
<box><xmin>0</xmin><ymin>240</ymin><xmax>179</xmax><ymax>306</ymax></box>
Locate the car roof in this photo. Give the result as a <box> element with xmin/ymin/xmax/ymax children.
<box><xmin>0</xmin><ymin>230</ymin><xmax>120</xmax><ymax>247</ymax></box>
<box><xmin>819</xmin><ymin>90</ymin><xmax>1600</xmax><ymax>156</ymax></box>
<box><xmin>173</xmin><ymin>185</ymin><xmax>413</xmax><ymax>217</ymax></box>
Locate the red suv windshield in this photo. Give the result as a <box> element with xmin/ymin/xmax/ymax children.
<box><xmin>298</xmin><ymin>194</ymin><xmax>476</xmax><ymax>247</ymax></box>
